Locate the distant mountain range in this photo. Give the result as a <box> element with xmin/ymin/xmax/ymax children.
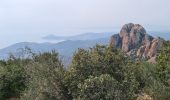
<box><xmin>43</xmin><ymin>32</ymin><xmax>113</xmax><ymax>41</ymax></box>
<box><xmin>0</xmin><ymin>32</ymin><xmax>113</xmax><ymax>60</ymax></box>
<box><xmin>148</xmin><ymin>31</ymin><xmax>170</xmax><ymax>40</ymax></box>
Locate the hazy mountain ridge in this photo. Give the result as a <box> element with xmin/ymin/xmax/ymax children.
<box><xmin>149</xmin><ymin>31</ymin><xmax>170</xmax><ymax>40</ymax></box>
<box><xmin>0</xmin><ymin>37</ymin><xmax>109</xmax><ymax>59</ymax></box>
<box><xmin>43</xmin><ymin>32</ymin><xmax>113</xmax><ymax>41</ymax></box>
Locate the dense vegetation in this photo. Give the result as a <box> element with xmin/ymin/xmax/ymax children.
<box><xmin>0</xmin><ymin>41</ymin><xmax>169</xmax><ymax>100</ymax></box>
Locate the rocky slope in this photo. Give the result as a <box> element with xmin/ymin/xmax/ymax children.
<box><xmin>110</xmin><ymin>23</ymin><xmax>164</xmax><ymax>63</ymax></box>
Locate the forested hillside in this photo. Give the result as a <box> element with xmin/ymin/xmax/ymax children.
<box><xmin>0</xmin><ymin>41</ymin><xmax>169</xmax><ymax>100</ymax></box>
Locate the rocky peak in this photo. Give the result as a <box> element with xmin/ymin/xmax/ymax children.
<box><xmin>110</xmin><ymin>23</ymin><xmax>164</xmax><ymax>63</ymax></box>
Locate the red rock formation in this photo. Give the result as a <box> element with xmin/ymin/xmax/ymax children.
<box><xmin>110</xmin><ymin>23</ymin><xmax>164</xmax><ymax>62</ymax></box>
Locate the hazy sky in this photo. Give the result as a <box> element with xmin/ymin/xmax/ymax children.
<box><xmin>0</xmin><ymin>0</ymin><xmax>170</xmax><ymax>48</ymax></box>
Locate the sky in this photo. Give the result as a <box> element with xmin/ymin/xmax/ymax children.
<box><xmin>0</xmin><ymin>0</ymin><xmax>170</xmax><ymax>48</ymax></box>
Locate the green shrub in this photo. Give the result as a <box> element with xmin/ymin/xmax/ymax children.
<box><xmin>0</xmin><ymin>59</ymin><xmax>27</xmax><ymax>100</ymax></box>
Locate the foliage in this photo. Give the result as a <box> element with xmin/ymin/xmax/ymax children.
<box><xmin>155</xmin><ymin>41</ymin><xmax>170</xmax><ymax>99</ymax></box>
<box><xmin>77</xmin><ymin>74</ymin><xmax>120</xmax><ymax>100</ymax></box>
<box><xmin>157</xmin><ymin>41</ymin><xmax>170</xmax><ymax>85</ymax></box>
<box><xmin>21</xmin><ymin>51</ymin><xmax>70</xmax><ymax>100</ymax></box>
<box><xmin>65</xmin><ymin>45</ymin><xmax>139</xmax><ymax>99</ymax></box>
<box><xmin>0</xmin><ymin>42</ymin><xmax>170</xmax><ymax>100</ymax></box>
<box><xmin>0</xmin><ymin>58</ymin><xmax>27</xmax><ymax>100</ymax></box>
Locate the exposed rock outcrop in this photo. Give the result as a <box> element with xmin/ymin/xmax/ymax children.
<box><xmin>110</xmin><ymin>23</ymin><xmax>164</xmax><ymax>62</ymax></box>
<box><xmin>137</xmin><ymin>93</ymin><xmax>153</xmax><ymax>100</ymax></box>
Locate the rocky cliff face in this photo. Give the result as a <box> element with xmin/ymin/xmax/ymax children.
<box><xmin>110</xmin><ymin>23</ymin><xmax>164</xmax><ymax>63</ymax></box>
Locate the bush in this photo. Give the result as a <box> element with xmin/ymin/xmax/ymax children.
<box><xmin>77</xmin><ymin>74</ymin><xmax>120</xmax><ymax>100</ymax></box>
<box><xmin>21</xmin><ymin>51</ymin><xmax>70</xmax><ymax>100</ymax></box>
<box><xmin>0</xmin><ymin>58</ymin><xmax>27</xmax><ymax>100</ymax></box>
<box><xmin>65</xmin><ymin>45</ymin><xmax>139</xmax><ymax>99</ymax></box>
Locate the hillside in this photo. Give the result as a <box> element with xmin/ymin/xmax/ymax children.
<box><xmin>0</xmin><ymin>37</ymin><xmax>109</xmax><ymax>59</ymax></box>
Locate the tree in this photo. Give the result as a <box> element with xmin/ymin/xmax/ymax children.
<box><xmin>21</xmin><ymin>51</ymin><xmax>70</xmax><ymax>100</ymax></box>
<box><xmin>155</xmin><ymin>41</ymin><xmax>170</xmax><ymax>99</ymax></box>
<box><xmin>157</xmin><ymin>41</ymin><xmax>170</xmax><ymax>86</ymax></box>
<box><xmin>65</xmin><ymin>45</ymin><xmax>139</xmax><ymax>99</ymax></box>
<box><xmin>0</xmin><ymin>58</ymin><xmax>27</xmax><ymax>100</ymax></box>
